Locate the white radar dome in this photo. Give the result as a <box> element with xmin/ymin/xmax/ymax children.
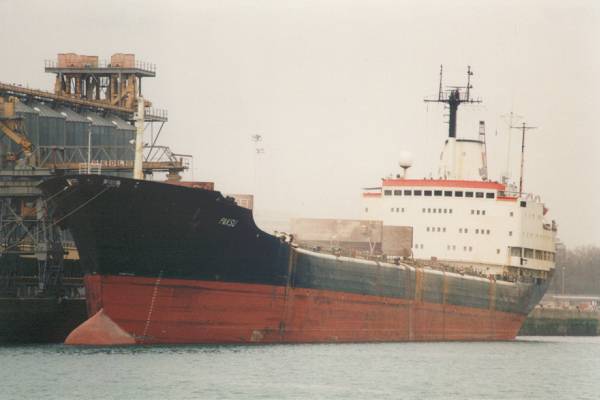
<box><xmin>398</xmin><ymin>151</ymin><xmax>413</xmax><ymax>169</ymax></box>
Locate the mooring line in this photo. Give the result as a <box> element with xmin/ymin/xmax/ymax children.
<box><xmin>52</xmin><ymin>186</ymin><xmax>110</xmax><ymax>226</ymax></box>
<box><xmin>1</xmin><ymin>186</ymin><xmax>108</xmax><ymax>253</ymax></box>
<box><xmin>141</xmin><ymin>270</ymin><xmax>163</xmax><ymax>343</ymax></box>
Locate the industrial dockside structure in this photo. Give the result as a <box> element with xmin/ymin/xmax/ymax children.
<box><xmin>40</xmin><ymin>67</ymin><xmax>557</xmax><ymax>345</ymax></box>
<box><xmin>0</xmin><ymin>53</ymin><xmax>187</xmax><ymax>343</ymax></box>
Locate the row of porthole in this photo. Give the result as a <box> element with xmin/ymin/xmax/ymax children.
<box><xmin>445</xmin><ymin>245</ymin><xmax>473</xmax><ymax>252</ymax></box>
<box><xmin>426</xmin><ymin>227</ymin><xmax>446</xmax><ymax>232</ymax></box>
<box><xmin>415</xmin><ymin>244</ymin><xmax>502</xmax><ymax>254</ymax></box>
<box><xmin>422</xmin><ymin>208</ymin><xmax>453</xmax><ymax>214</ymax></box>
<box><xmin>390</xmin><ymin>207</ymin><xmax>405</xmax><ymax>213</ymax></box>
<box><xmin>458</xmin><ymin>228</ymin><xmax>491</xmax><ymax>235</ymax></box>
<box><xmin>470</xmin><ymin>209</ymin><xmax>486</xmax><ymax>216</ymax></box>
<box><xmin>448</xmin><ymin>246</ymin><xmax>501</xmax><ymax>254</ymax></box>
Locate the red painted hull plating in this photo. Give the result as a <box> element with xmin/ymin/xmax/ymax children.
<box><xmin>68</xmin><ymin>275</ymin><xmax>526</xmax><ymax>345</ymax></box>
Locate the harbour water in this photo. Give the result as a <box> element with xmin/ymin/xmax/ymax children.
<box><xmin>3</xmin><ymin>337</ymin><xmax>599</xmax><ymax>400</ymax></box>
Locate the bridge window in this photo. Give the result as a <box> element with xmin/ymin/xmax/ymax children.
<box><xmin>404</xmin><ymin>190</ymin><xmax>412</xmax><ymax>196</ymax></box>
<box><xmin>465</xmin><ymin>192</ymin><xmax>474</xmax><ymax>198</ymax></box>
<box><xmin>384</xmin><ymin>190</ymin><xmax>392</xmax><ymax>196</ymax></box>
<box><xmin>476</xmin><ymin>192</ymin><xmax>484</xmax><ymax>198</ymax></box>
<box><xmin>511</xmin><ymin>247</ymin><xmax>522</xmax><ymax>257</ymax></box>
<box><xmin>414</xmin><ymin>190</ymin><xmax>422</xmax><ymax>196</ymax></box>
<box><xmin>455</xmin><ymin>191</ymin><xmax>463</xmax><ymax>197</ymax></box>
<box><xmin>444</xmin><ymin>191</ymin><xmax>452</xmax><ymax>197</ymax></box>
<box><xmin>486</xmin><ymin>193</ymin><xmax>495</xmax><ymax>199</ymax></box>
<box><xmin>394</xmin><ymin>190</ymin><xmax>402</xmax><ymax>196</ymax></box>
<box><xmin>434</xmin><ymin>190</ymin><xmax>442</xmax><ymax>196</ymax></box>
<box><xmin>424</xmin><ymin>190</ymin><xmax>432</xmax><ymax>196</ymax></box>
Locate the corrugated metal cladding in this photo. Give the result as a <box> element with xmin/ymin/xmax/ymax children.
<box><xmin>108</xmin><ymin>114</ymin><xmax>135</xmax><ymax>161</ymax></box>
<box><xmin>83</xmin><ymin>111</ymin><xmax>116</xmax><ymax>160</ymax></box>
<box><xmin>8</xmin><ymin>100</ymin><xmax>134</xmax><ymax>164</ymax></box>
<box><xmin>79</xmin><ymin>112</ymin><xmax>134</xmax><ymax>162</ymax></box>
<box><xmin>30</xmin><ymin>102</ymin><xmax>66</xmax><ymax>147</ymax></box>
<box><xmin>57</xmin><ymin>107</ymin><xmax>91</xmax><ymax>162</ymax></box>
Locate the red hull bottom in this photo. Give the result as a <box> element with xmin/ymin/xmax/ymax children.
<box><xmin>66</xmin><ymin>275</ymin><xmax>526</xmax><ymax>345</ymax></box>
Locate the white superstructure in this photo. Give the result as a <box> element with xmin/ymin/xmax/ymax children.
<box><xmin>363</xmin><ymin>177</ymin><xmax>556</xmax><ymax>278</ymax></box>
<box><xmin>362</xmin><ymin>67</ymin><xmax>557</xmax><ymax>280</ymax></box>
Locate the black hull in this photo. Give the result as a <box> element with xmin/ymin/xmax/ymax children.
<box><xmin>42</xmin><ymin>175</ymin><xmax>290</xmax><ymax>286</ymax></box>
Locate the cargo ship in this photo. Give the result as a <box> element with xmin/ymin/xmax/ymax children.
<box><xmin>39</xmin><ymin>67</ymin><xmax>556</xmax><ymax>345</ymax></box>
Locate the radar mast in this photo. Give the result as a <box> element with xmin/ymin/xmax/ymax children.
<box><xmin>425</xmin><ymin>65</ymin><xmax>482</xmax><ymax>138</ymax></box>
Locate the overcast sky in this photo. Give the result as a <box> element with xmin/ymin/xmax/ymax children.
<box><xmin>1</xmin><ymin>0</ymin><xmax>598</xmax><ymax>247</ymax></box>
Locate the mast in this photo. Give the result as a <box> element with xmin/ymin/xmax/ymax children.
<box><xmin>511</xmin><ymin>122</ymin><xmax>536</xmax><ymax>196</ymax></box>
<box><xmin>478</xmin><ymin>120</ymin><xmax>488</xmax><ymax>180</ymax></box>
<box><xmin>501</xmin><ymin>111</ymin><xmax>522</xmax><ymax>182</ymax></box>
<box><xmin>425</xmin><ymin>65</ymin><xmax>481</xmax><ymax>138</ymax></box>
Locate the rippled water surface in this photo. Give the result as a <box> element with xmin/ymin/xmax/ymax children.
<box><xmin>2</xmin><ymin>336</ymin><xmax>599</xmax><ymax>399</ymax></box>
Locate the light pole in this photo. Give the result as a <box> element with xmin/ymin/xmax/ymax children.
<box><xmin>86</xmin><ymin>116</ymin><xmax>93</xmax><ymax>174</ymax></box>
<box><xmin>251</xmin><ymin>134</ymin><xmax>264</xmax><ymax>194</ymax></box>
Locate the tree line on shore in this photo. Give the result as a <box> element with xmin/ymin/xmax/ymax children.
<box><xmin>548</xmin><ymin>245</ymin><xmax>600</xmax><ymax>295</ymax></box>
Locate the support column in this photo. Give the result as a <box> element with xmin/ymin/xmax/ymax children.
<box><xmin>133</xmin><ymin>97</ymin><xmax>144</xmax><ymax>180</ymax></box>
